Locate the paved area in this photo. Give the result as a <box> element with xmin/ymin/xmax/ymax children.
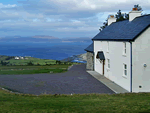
<box><xmin>87</xmin><ymin>71</ymin><xmax>129</xmax><ymax>94</ymax></box>
<box><xmin>0</xmin><ymin>64</ymin><xmax>115</xmax><ymax>95</ymax></box>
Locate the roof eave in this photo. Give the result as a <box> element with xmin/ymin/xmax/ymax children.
<box><xmin>92</xmin><ymin>39</ymin><xmax>132</xmax><ymax>42</ymax></box>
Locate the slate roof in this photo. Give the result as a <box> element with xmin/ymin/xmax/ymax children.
<box><xmin>92</xmin><ymin>14</ymin><xmax>150</xmax><ymax>41</ymax></box>
<box><xmin>84</xmin><ymin>43</ymin><xmax>93</xmax><ymax>53</ymax></box>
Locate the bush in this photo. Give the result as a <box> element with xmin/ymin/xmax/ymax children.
<box><xmin>5</xmin><ymin>56</ymin><xmax>14</xmax><ymax>60</ymax></box>
<box><xmin>37</xmin><ymin>63</ymin><xmax>40</xmax><ymax>66</ymax></box>
<box><xmin>27</xmin><ymin>61</ymin><xmax>34</xmax><ymax>66</ymax></box>
<box><xmin>0</xmin><ymin>60</ymin><xmax>10</xmax><ymax>66</ymax></box>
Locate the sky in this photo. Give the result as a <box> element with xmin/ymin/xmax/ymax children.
<box><xmin>0</xmin><ymin>0</ymin><xmax>150</xmax><ymax>39</ymax></box>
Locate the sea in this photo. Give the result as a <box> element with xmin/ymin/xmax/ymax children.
<box><xmin>0</xmin><ymin>41</ymin><xmax>91</xmax><ymax>63</ymax></box>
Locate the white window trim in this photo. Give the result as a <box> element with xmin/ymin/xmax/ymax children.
<box><xmin>107</xmin><ymin>41</ymin><xmax>109</xmax><ymax>53</ymax></box>
<box><xmin>123</xmin><ymin>42</ymin><xmax>126</xmax><ymax>56</ymax></box>
<box><xmin>122</xmin><ymin>63</ymin><xmax>127</xmax><ymax>78</ymax></box>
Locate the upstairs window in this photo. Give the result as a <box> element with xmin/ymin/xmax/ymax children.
<box><xmin>123</xmin><ymin>42</ymin><xmax>126</xmax><ymax>55</ymax></box>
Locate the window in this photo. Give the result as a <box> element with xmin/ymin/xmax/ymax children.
<box><xmin>107</xmin><ymin>42</ymin><xmax>109</xmax><ymax>52</ymax></box>
<box><xmin>123</xmin><ymin>64</ymin><xmax>127</xmax><ymax>76</ymax></box>
<box><xmin>123</xmin><ymin>42</ymin><xmax>126</xmax><ymax>54</ymax></box>
<box><xmin>107</xmin><ymin>59</ymin><xmax>110</xmax><ymax>68</ymax></box>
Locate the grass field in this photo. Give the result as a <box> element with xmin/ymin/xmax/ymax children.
<box><xmin>0</xmin><ymin>88</ymin><xmax>150</xmax><ymax>113</ymax></box>
<box><xmin>0</xmin><ymin>65</ymin><xmax>75</xmax><ymax>75</ymax></box>
<box><xmin>0</xmin><ymin>55</ymin><xmax>82</xmax><ymax>66</ymax></box>
<box><xmin>0</xmin><ymin>55</ymin><xmax>82</xmax><ymax>75</ymax></box>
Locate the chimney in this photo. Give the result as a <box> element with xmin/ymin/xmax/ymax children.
<box><xmin>129</xmin><ymin>7</ymin><xmax>142</xmax><ymax>21</ymax></box>
<box><xmin>107</xmin><ymin>15</ymin><xmax>116</xmax><ymax>26</ymax></box>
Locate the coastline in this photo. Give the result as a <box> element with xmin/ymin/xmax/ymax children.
<box><xmin>0</xmin><ymin>53</ymin><xmax>87</xmax><ymax>64</ymax></box>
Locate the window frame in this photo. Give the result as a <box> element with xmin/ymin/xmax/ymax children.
<box><xmin>123</xmin><ymin>42</ymin><xmax>126</xmax><ymax>55</ymax></box>
<box><xmin>123</xmin><ymin>63</ymin><xmax>127</xmax><ymax>77</ymax></box>
<box><xmin>107</xmin><ymin>59</ymin><xmax>110</xmax><ymax>69</ymax></box>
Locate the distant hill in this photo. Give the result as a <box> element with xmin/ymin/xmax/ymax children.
<box><xmin>0</xmin><ymin>36</ymin><xmax>92</xmax><ymax>43</ymax></box>
<box><xmin>61</xmin><ymin>37</ymin><xmax>92</xmax><ymax>43</ymax></box>
<box><xmin>61</xmin><ymin>53</ymin><xmax>87</xmax><ymax>63</ymax></box>
<box><xmin>32</xmin><ymin>35</ymin><xmax>59</xmax><ymax>39</ymax></box>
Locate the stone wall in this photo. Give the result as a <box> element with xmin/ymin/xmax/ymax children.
<box><xmin>86</xmin><ymin>52</ymin><xmax>94</xmax><ymax>70</ymax></box>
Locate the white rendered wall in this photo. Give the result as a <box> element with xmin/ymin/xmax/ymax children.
<box><xmin>132</xmin><ymin>27</ymin><xmax>150</xmax><ymax>92</ymax></box>
<box><xmin>108</xmin><ymin>18</ymin><xmax>116</xmax><ymax>26</ymax></box>
<box><xmin>94</xmin><ymin>40</ymin><xmax>131</xmax><ymax>91</ymax></box>
<box><xmin>129</xmin><ymin>11</ymin><xmax>141</xmax><ymax>21</ymax></box>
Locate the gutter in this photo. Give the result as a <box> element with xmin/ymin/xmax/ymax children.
<box><xmin>130</xmin><ymin>41</ymin><xmax>132</xmax><ymax>92</ymax></box>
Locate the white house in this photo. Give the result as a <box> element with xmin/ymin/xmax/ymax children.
<box><xmin>15</xmin><ymin>56</ymin><xmax>19</xmax><ymax>60</ymax></box>
<box><xmin>19</xmin><ymin>57</ymin><xmax>24</xmax><ymax>59</ymax></box>
<box><xmin>85</xmin><ymin>7</ymin><xmax>150</xmax><ymax>93</ymax></box>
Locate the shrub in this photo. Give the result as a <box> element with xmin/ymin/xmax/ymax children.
<box><xmin>0</xmin><ymin>60</ymin><xmax>10</xmax><ymax>66</ymax></box>
<box><xmin>27</xmin><ymin>61</ymin><xmax>34</xmax><ymax>66</ymax></box>
<box><xmin>36</xmin><ymin>62</ymin><xmax>41</xmax><ymax>66</ymax></box>
<box><xmin>5</xmin><ymin>56</ymin><xmax>14</xmax><ymax>60</ymax></box>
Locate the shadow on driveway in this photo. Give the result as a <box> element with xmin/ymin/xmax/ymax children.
<box><xmin>0</xmin><ymin>64</ymin><xmax>115</xmax><ymax>95</ymax></box>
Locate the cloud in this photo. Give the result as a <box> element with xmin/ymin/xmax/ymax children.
<box><xmin>0</xmin><ymin>3</ymin><xmax>17</xmax><ymax>8</ymax></box>
<box><xmin>0</xmin><ymin>0</ymin><xmax>149</xmax><ymax>37</ymax></box>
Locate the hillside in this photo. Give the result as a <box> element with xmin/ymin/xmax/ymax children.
<box><xmin>61</xmin><ymin>53</ymin><xmax>87</xmax><ymax>63</ymax></box>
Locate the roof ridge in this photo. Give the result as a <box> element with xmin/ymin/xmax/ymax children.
<box><xmin>135</xmin><ymin>14</ymin><xmax>150</xmax><ymax>19</ymax></box>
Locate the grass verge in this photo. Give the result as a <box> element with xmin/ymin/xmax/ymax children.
<box><xmin>0</xmin><ymin>88</ymin><xmax>150</xmax><ymax>113</ymax></box>
<box><xmin>0</xmin><ymin>64</ymin><xmax>73</xmax><ymax>75</ymax></box>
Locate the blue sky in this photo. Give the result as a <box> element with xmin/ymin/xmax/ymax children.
<box><xmin>0</xmin><ymin>0</ymin><xmax>150</xmax><ymax>39</ymax></box>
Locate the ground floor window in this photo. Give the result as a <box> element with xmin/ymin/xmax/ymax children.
<box><xmin>107</xmin><ymin>59</ymin><xmax>110</xmax><ymax>68</ymax></box>
<box><xmin>123</xmin><ymin>64</ymin><xmax>127</xmax><ymax>76</ymax></box>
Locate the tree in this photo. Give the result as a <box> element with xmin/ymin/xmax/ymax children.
<box><xmin>56</xmin><ymin>60</ymin><xmax>58</xmax><ymax>64</ymax></box>
<box><xmin>99</xmin><ymin>20</ymin><xmax>108</xmax><ymax>31</ymax></box>
<box><xmin>124</xmin><ymin>13</ymin><xmax>129</xmax><ymax>20</ymax></box>
<box><xmin>45</xmin><ymin>62</ymin><xmax>48</xmax><ymax>65</ymax></box>
<box><xmin>27</xmin><ymin>61</ymin><xmax>34</xmax><ymax>66</ymax></box>
<box><xmin>115</xmin><ymin>9</ymin><xmax>128</xmax><ymax>22</ymax></box>
<box><xmin>134</xmin><ymin>4</ymin><xmax>142</xmax><ymax>11</ymax></box>
<box><xmin>5</xmin><ymin>56</ymin><xmax>14</xmax><ymax>60</ymax></box>
<box><xmin>99</xmin><ymin>4</ymin><xmax>143</xmax><ymax>31</ymax></box>
<box><xmin>64</xmin><ymin>62</ymin><xmax>67</xmax><ymax>65</ymax></box>
<box><xmin>58</xmin><ymin>60</ymin><xmax>61</xmax><ymax>65</ymax></box>
<box><xmin>0</xmin><ymin>60</ymin><xmax>10</xmax><ymax>66</ymax></box>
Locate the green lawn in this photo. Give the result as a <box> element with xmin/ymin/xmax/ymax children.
<box><xmin>0</xmin><ymin>55</ymin><xmax>82</xmax><ymax>75</ymax></box>
<box><xmin>0</xmin><ymin>89</ymin><xmax>150</xmax><ymax>113</ymax></box>
<box><xmin>0</xmin><ymin>65</ymin><xmax>73</xmax><ymax>75</ymax></box>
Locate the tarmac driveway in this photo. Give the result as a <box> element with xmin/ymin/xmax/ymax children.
<box><xmin>0</xmin><ymin>64</ymin><xmax>115</xmax><ymax>95</ymax></box>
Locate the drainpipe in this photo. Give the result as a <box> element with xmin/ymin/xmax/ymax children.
<box><xmin>130</xmin><ymin>41</ymin><xmax>132</xmax><ymax>92</ymax></box>
<box><xmin>93</xmin><ymin>41</ymin><xmax>95</xmax><ymax>71</ymax></box>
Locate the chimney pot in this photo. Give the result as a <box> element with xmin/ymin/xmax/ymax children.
<box><xmin>133</xmin><ymin>8</ymin><xmax>137</xmax><ymax>11</ymax></box>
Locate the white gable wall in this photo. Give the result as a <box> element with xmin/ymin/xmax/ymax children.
<box><xmin>132</xmin><ymin>26</ymin><xmax>150</xmax><ymax>92</ymax></box>
<box><xmin>94</xmin><ymin>40</ymin><xmax>131</xmax><ymax>91</ymax></box>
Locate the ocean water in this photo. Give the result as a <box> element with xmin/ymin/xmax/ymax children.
<box><xmin>0</xmin><ymin>41</ymin><xmax>91</xmax><ymax>61</ymax></box>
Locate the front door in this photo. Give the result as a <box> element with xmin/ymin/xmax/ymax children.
<box><xmin>102</xmin><ymin>60</ymin><xmax>105</xmax><ymax>75</ymax></box>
